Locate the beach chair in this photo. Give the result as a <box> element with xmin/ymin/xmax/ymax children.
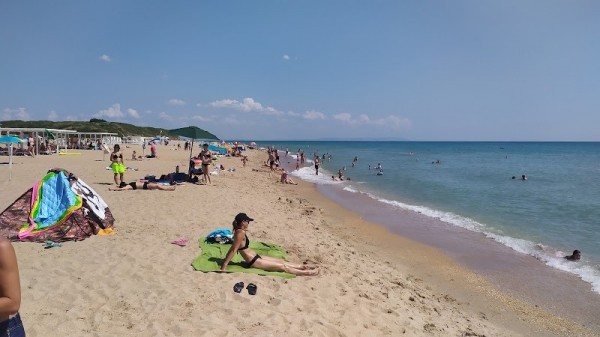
<box><xmin>188</xmin><ymin>158</ymin><xmax>204</xmax><ymax>183</ymax></box>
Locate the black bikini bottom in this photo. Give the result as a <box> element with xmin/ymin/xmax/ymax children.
<box><xmin>129</xmin><ymin>182</ymin><xmax>149</xmax><ymax>190</ymax></box>
<box><xmin>243</xmin><ymin>254</ymin><xmax>261</xmax><ymax>268</ymax></box>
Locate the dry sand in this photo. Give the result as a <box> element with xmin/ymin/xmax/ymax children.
<box><xmin>0</xmin><ymin>142</ymin><xmax>597</xmax><ymax>337</ymax></box>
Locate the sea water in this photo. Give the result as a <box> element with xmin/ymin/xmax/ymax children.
<box><xmin>258</xmin><ymin>141</ymin><xmax>600</xmax><ymax>297</ymax></box>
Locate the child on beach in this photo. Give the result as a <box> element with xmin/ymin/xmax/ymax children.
<box><xmin>220</xmin><ymin>213</ymin><xmax>319</xmax><ymax>276</ymax></box>
<box><xmin>280</xmin><ymin>168</ymin><xmax>298</xmax><ymax>185</ymax></box>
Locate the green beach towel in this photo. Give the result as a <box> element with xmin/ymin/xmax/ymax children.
<box><xmin>192</xmin><ymin>237</ymin><xmax>295</xmax><ymax>279</ymax></box>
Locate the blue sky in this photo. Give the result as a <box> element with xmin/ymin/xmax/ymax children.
<box><xmin>1</xmin><ymin>1</ymin><xmax>599</xmax><ymax>141</ymax></box>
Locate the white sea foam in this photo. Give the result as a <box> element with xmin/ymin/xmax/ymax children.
<box><xmin>329</xmin><ymin>182</ymin><xmax>600</xmax><ymax>294</ymax></box>
<box><xmin>343</xmin><ymin>186</ymin><xmax>359</xmax><ymax>193</ymax></box>
<box><xmin>290</xmin><ymin>166</ymin><xmax>341</xmax><ymax>185</ymax></box>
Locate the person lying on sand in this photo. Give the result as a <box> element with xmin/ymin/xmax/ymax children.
<box><xmin>220</xmin><ymin>213</ymin><xmax>319</xmax><ymax>276</ymax></box>
<box><xmin>109</xmin><ymin>181</ymin><xmax>175</xmax><ymax>191</ymax></box>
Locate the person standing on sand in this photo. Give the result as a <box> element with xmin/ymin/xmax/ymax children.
<box><xmin>110</xmin><ymin>144</ymin><xmax>125</xmax><ymax>186</ymax></box>
<box><xmin>150</xmin><ymin>142</ymin><xmax>157</xmax><ymax>158</ymax></box>
<box><xmin>0</xmin><ymin>237</ymin><xmax>26</xmax><ymax>336</ymax></box>
<box><xmin>200</xmin><ymin>143</ymin><xmax>212</xmax><ymax>184</ymax></box>
<box><xmin>26</xmin><ymin>135</ymin><xmax>35</xmax><ymax>158</ymax></box>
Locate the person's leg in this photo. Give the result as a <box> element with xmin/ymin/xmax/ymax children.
<box><xmin>258</xmin><ymin>255</ymin><xmax>317</xmax><ymax>270</ymax></box>
<box><xmin>119</xmin><ymin>172</ymin><xmax>124</xmax><ymax>184</ymax></box>
<box><xmin>113</xmin><ymin>173</ymin><xmax>119</xmax><ymax>185</ymax></box>
<box><xmin>252</xmin><ymin>258</ymin><xmax>318</xmax><ymax>276</ymax></box>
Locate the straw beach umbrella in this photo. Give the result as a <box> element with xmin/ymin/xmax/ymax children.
<box><xmin>0</xmin><ymin>135</ymin><xmax>25</xmax><ymax>180</ymax></box>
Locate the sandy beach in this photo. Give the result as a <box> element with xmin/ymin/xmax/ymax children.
<box><xmin>0</xmin><ymin>142</ymin><xmax>597</xmax><ymax>337</ymax></box>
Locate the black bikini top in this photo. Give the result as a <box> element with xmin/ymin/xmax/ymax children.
<box><xmin>238</xmin><ymin>234</ymin><xmax>250</xmax><ymax>251</ymax></box>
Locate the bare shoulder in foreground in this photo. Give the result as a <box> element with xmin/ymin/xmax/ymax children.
<box><xmin>0</xmin><ymin>237</ymin><xmax>26</xmax><ymax>336</ymax></box>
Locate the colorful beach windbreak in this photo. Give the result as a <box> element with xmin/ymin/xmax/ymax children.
<box><xmin>0</xmin><ymin>170</ymin><xmax>115</xmax><ymax>242</ymax></box>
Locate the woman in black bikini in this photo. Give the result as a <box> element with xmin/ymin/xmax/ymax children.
<box><xmin>220</xmin><ymin>213</ymin><xmax>319</xmax><ymax>276</ymax></box>
<box><xmin>109</xmin><ymin>181</ymin><xmax>175</xmax><ymax>191</ymax></box>
<box><xmin>199</xmin><ymin>144</ymin><xmax>212</xmax><ymax>185</ymax></box>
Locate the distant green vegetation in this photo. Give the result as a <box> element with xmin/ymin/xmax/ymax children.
<box><xmin>0</xmin><ymin>120</ymin><xmax>218</xmax><ymax>139</ymax></box>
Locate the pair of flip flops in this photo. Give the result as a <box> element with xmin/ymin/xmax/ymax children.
<box><xmin>233</xmin><ymin>282</ymin><xmax>257</xmax><ymax>295</ymax></box>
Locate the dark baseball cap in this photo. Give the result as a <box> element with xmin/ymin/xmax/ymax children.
<box><xmin>235</xmin><ymin>213</ymin><xmax>254</xmax><ymax>223</ymax></box>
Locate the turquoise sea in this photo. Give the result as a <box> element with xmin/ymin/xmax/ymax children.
<box><xmin>257</xmin><ymin>141</ymin><xmax>600</xmax><ymax>298</ymax></box>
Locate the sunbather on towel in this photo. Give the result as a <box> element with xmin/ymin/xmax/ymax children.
<box><xmin>220</xmin><ymin>213</ymin><xmax>319</xmax><ymax>276</ymax></box>
<box><xmin>109</xmin><ymin>181</ymin><xmax>175</xmax><ymax>191</ymax></box>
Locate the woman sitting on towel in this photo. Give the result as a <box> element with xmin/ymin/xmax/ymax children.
<box><xmin>220</xmin><ymin>213</ymin><xmax>319</xmax><ymax>276</ymax></box>
<box><xmin>0</xmin><ymin>237</ymin><xmax>26</xmax><ymax>336</ymax></box>
<box><xmin>109</xmin><ymin>181</ymin><xmax>175</xmax><ymax>191</ymax></box>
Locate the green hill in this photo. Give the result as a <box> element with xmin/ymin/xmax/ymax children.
<box><xmin>0</xmin><ymin>119</ymin><xmax>218</xmax><ymax>139</ymax></box>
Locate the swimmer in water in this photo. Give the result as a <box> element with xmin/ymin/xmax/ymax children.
<box><xmin>565</xmin><ymin>250</ymin><xmax>581</xmax><ymax>261</ymax></box>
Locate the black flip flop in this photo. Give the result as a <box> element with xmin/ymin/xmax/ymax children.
<box><xmin>246</xmin><ymin>283</ymin><xmax>257</xmax><ymax>295</ymax></box>
<box><xmin>233</xmin><ymin>282</ymin><xmax>244</xmax><ymax>293</ymax></box>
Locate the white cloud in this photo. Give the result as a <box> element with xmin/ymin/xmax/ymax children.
<box><xmin>127</xmin><ymin>108</ymin><xmax>140</xmax><ymax>118</ymax></box>
<box><xmin>283</xmin><ymin>54</ymin><xmax>290</xmax><ymax>61</ymax></box>
<box><xmin>333</xmin><ymin>113</ymin><xmax>352</xmax><ymax>122</ymax></box>
<box><xmin>48</xmin><ymin>110</ymin><xmax>59</xmax><ymax>120</ymax></box>
<box><xmin>209</xmin><ymin>99</ymin><xmax>237</xmax><ymax>109</ymax></box>
<box><xmin>2</xmin><ymin>107</ymin><xmax>31</xmax><ymax>120</ymax></box>
<box><xmin>303</xmin><ymin>110</ymin><xmax>326</xmax><ymax>120</ymax></box>
<box><xmin>94</xmin><ymin>104</ymin><xmax>124</xmax><ymax>118</ymax></box>
<box><xmin>159</xmin><ymin>111</ymin><xmax>172</xmax><ymax>120</ymax></box>
<box><xmin>167</xmin><ymin>99</ymin><xmax>186</xmax><ymax>106</ymax></box>
<box><xmin>99</xmin><ymin>54</ymin><xmax>111</xmax><ymax>62</ymax></box>
<box><xmin>65</xmin><ymin>115</ymin><xmax>78</xmax><ymax>121</ymax></box>
<box><xmin>223</xmin><ymin>117</ymin><xmax>242</xmax><ymax>125</ymax></box>
<box><xmin>238</xmin><ymin>98</ymin><xmax>263</xmax><ymax>112</ymax></box>
<box><xmin>192</xmin><ymin>115</ymin><xmax>212</xmax><ymax>122</ymax></box>
<box><xmin>263</xmin><ymin>106</ymin><xmax>283</xmax><ymax>116</ymax></box>
<box><xmin>209</xmin><ymin>97</ymin><xmax>281</xmax><ymax>115</ymax></box>
<box><xmin>332</xmin><ymin>112</ymin><xmax>411</xmax><ymax>129</ymax></box>
<box><xmin>380</xmin><ymin>115</ymin><xmax>412</xmax><ymax>129</ymax></box>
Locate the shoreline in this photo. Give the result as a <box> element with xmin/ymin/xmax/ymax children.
<box><xmin>289</xmin><ymin>177</ymin><xmax>596</xmax><ymax>337</ymax></box>
<box><xmin>315</xmin><ymin>182</ymin><xmax>600</xmax><ymax>330</ymax></box>
<box><xmin>0</xmin><ymin>145</ymin><xmax>596</xmax><ymax>336</ymax></box>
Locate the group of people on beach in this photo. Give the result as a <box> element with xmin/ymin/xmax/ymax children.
<box><xmin>108</xmin><ymin>142</ymin><xmax>218</xmax><ymax>191</ymax></box>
